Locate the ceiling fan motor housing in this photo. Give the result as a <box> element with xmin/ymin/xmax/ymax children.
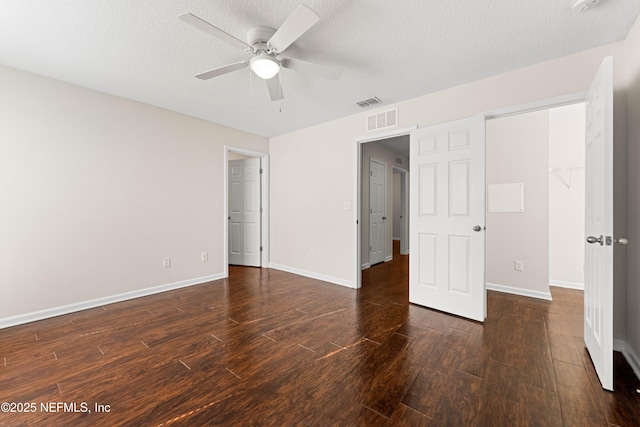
<box><xmin>246</xmin><ymin>26</ymin><xmax>277</xmax><ymax>52</ymax></box>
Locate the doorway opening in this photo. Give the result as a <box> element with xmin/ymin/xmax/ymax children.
<box><xmin>224</xmin><ymin>146</ymin><xmax>270</xmax><ymax>276</ymax></box>
<box><xmin>485</xmin><ymin>102</ymin><xmax>586</xmax><ymax>299</ymax></box>
<box><xmin>355</xmin><ymin>126</ymin><xmax>414</xmax><ymax>288</ymax></box>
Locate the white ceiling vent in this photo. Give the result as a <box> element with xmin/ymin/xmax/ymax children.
<box><xmin>366</xmin><ymin>107</ymin><xmax>398</xmax><ymax>132</ymax></box>
<box><xmin>356</xmin><ymin>97</ymin><xmax>382</xmax><ymax>108</ymax></box>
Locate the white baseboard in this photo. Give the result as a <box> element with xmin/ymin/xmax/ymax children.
<box><xmin>615</xmin><ymin>339</ymin><xmax>640</xmax><ymax>381</ymax></box>
<box><xmin>550</xmin><ymin>280</ymin><xmax>584</xmax><ymax>290</ymax></box>
<box><xmin>269</xmin><ymin>263</ymin><xmax>355</xmax><ymax>289</ymax></box>
<box><xmin>384</xmin><ymin>255</ymin><xmax>393</xmax><ymax>262</ymax></box>
<box><xmin>0</xmin><ymin>273</ymin><xmax>227</xmax><ymax>330</ymax></box>
<box><xmin>361</xmin><ymin>263</ymin><xmax>371</xmax><ymax>270</ymax></box>
<box><xmin>486</xmin><ymin>282</ymin><xmax>553</xmax><ymax>301</ymax></box>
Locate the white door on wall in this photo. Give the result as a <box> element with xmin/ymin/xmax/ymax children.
<box><xmin>584</xmin><ymin>56</ymin><xmax>614</xmax><ymax>391</ymax></box>
<box><xmin>409</xmin><ymin>116</ymin><xmax>486</xmax><ymax>322</ymax></box>
<box><xmin>228</xmin><ymin>158</ymin><xmax>261</xmax><ymax>267</ymax></box>
<box><xmin>369</xmin><ymin>159</ymin><xmax>386</xmax><ymax>265</ymax></box>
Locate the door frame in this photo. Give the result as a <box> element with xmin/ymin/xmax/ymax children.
<box><xmin>354</xmin><ymin>125</ymin><xmax>417</xmax><ymax>289</ymax></box>
<box><xmin>392</xmin><ymin>165</ymin><xmax>409</xmax><ymax>256</ymax></box>
<box><xmin>224</xmin><ymin>146</ymin><xmax>270</xmax><ymax>277</ymax></box>
<box><xmin>484</xmin><ymin>93</ymin><xmax>587</xmax><ymax>121</ymax></box>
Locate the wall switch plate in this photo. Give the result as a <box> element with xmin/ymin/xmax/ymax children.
<box><xmin>201</xmin><ymin>252</ymin><xmax>208</xmax><ymax>262</ymax></box>
<box><xmin>515</xmin><ymin>260</ymin><xmax>524</xmax><ymax>271</ymax></box>
<box><xmin>163</xmin><ymin>257</ymin><xmax>171</xmax><ymax>268</ymax></box>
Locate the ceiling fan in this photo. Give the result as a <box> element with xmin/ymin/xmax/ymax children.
<box><xmin>179</xmin><ymin>5</ymin><xmax>341</xmax><ymax>101</ymax></box>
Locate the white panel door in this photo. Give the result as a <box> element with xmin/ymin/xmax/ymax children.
<box><xmin>409</xmin><ymin>116</ymin><xmax>486</xmax><ymax>322</ymax></box>
<box><xmin>228</xmin><ymin>158</ymin><xmax>261</xmax><ymax>267</ymax></box>
<box><xmin>584</xmin><ymin>56</ymin><xmax>614</xmax><ymax>391</ymax></box>
<box><xmin>369</xmin><ymin>159</ymin><xmax>386</xmax><ymax>265</ymax></box>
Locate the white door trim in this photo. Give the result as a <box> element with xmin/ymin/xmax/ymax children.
<box><xmin>354</xmin><ymin>125</ymin><xmax>418</xmax><ymax>289</ymax></box>
<box><xmin>485</xmin><ymin>92</ymin><xmax>587</xmax><ymax>119</ymax></box>
<box><xmin>224</xmin><ymin>146</ymin><xmax>270</xmax><ymax>277</ymax></box>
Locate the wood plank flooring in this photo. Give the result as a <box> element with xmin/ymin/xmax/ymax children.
<box><xmin>1</xmin><ymin>243</ymin><xmax>639</xmax><ymax>426</ymax></box>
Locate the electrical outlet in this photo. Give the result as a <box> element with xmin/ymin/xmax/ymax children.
<box><xmin>309</xmin><ymin>249</ymin><xmax>314</xmax><ymax>258</ymax></box>
<box><xmin>515</xmin><ymin>260</ymin><xmax>524</xmax><ymax>271</ymax></box>
<box><xmin>163</xmin><ymin>257</ymin><xmax>171</xmax><ymax>268</ymax></box>
<box><xmin>201</xmin><ymin>252</ymin><xmax>208</xmax><ymax>262</ymax></box>
<box><xmin>344</xmin><ymin>201</ymin><xmax>351</xmax><ymax>210</ymax></box>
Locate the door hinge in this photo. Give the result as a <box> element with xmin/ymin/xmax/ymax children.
<box><xmin>260</xmin><ymin>246</ymin><xmax>263</xmax><ymax>252</ymax></box>
<box><xmin>260</xmin><ymin>207</ymin><xmax>263</xmax><ymax>213</ymax></box>
<box><xmin>260</xmin><ymin>168</ymin><xmax>263</xmax><ymax>174</ymax></box>
<box><xmin>370</xmin><ymin>246</ymin><xmax>372</xmax><ymax>252</ymax></box>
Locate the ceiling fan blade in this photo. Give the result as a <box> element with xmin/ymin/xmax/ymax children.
<box><xmin>268</xmin><ymin>5</ymin><xmax>319</xmax><ymax>53</ymax></box>
<box><xmin>179</xmin><ymin>13</ymin><xmax>252</xmax><ymax>51</ymax></box>
<box><xmin>282</xmin><ymin>57</ymin><xmax>342</xmax><ymax>81</ymax></box>
<box><xmin>195</xmin><ymin>61</ymin><xmax>249</xmax><ymax>80</ymax></box>
<box><xmin>266</xmin><ymin>75</ymin><xmax>284</xmax><ymax>101</ymax></box>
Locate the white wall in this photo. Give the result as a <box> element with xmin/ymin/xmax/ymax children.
<box><xmin>269</xmin><ymin>117</ymin><xmax>363</xmax><ymax>286</ymax></box>
<box><xmin>624</xmin><ymin>15</ymin><xmax>640</xmax><ymax>365</ymax></box>
<box><xmin>0</xmin><ymin>65</ymin><xmax>268</xmax><ymax>325</ymax></box>
<box><xmin>486</xmin><ymin>110</ymin><xmax>550</xmax><ymax>297</ymax></box>
<box><xmin>549</xmin><ymin>103</ymin><xmax>586</xmax><ymax>287</ymax></box>
<box><xmin>269</xmin><ymin>42</ymin><xmax>627</xmax><ymax>340</ymax></box>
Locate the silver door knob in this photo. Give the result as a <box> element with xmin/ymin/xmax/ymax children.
<box><xmin>615</xmin><ymin>237</ymin><xmax>628</xmax><ymax>246</ymax></box>
<box><xmin>473</xmin><ymin>225</ymin><xmax>482</xmax><ymax>232</ymax></box>
<box><xmin>586</xmin><ymin>235</ymin><xmax>603</xmax><ymax>245</ymax></box>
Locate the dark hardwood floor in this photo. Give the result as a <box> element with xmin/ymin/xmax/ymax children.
<box><xmin>1</xmin><ymin>242</ymin><xmax>639</xmax><ymax>426</ymax></box>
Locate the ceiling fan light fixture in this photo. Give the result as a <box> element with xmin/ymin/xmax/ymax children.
<box><xmin>250</xmin><ymin>54</ymin><xmax>280</xmax><ymax>79</ymax></box>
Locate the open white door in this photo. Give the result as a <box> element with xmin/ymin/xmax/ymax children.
<box><xmin>369</xmin><ymin>159</ymin><xmax>386</xmax><ymax>265</ymax></box>
<box><xmin>409</xmin><ymin>116</ymin><xmax>486</xmax><ymax>322</ymax></box>
<box><xmin>584</xmin><ymin>56</ymin><xmax>614</xmax><ymax>391</ymax></box>
<box><xmin>228</xmin><ymin>158</ymin><xmax>261</xmax><ymax>267</ymax></box>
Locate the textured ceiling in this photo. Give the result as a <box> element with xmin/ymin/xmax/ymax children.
<box><xmin>1</xmin><ymin>0</ymin><xmax>638</xmax><ymax>137</ymax></box>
